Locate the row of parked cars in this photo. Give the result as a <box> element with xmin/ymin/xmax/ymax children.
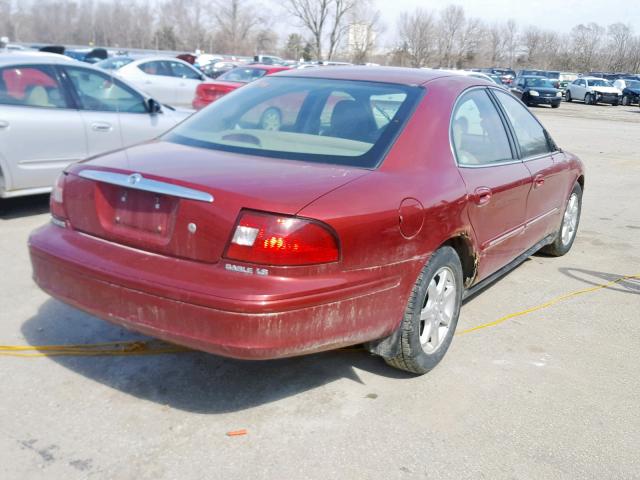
<box><xmin>472</xmin><ymin>67</ymin><xmax>640</xmax><ymax>108</ymax></box>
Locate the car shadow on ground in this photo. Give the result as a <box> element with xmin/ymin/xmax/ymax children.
<box><xmin>21</xmin><ymin>299</ymin><xmax>413</xmax><ymax>414</ymax></box>
<box><xmin>558</xmin><ymin>267</ymin><xmax>640</xmax><ymax>295</ymax></box>
<box><xmin>0</xmin><ymin>194</ymin><xmax>50</xmax><ymax>220</ymax></box>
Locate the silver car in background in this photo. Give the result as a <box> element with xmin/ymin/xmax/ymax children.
<box><xmin>111</xmin><ymin>56</ymin><xmax>206</xmax><ymax>109</ymax></box>
<box><xmin>0</xmin><ymin>52</ymin><xmax>190</xmax><ymax>198</ymax></box>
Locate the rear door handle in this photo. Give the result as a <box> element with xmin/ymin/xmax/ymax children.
<box><xmin>534</xmin><ymin>174</ymin><xmax>545</xmax><ymax>188</ymax></box>
<box><xmin>473</xmin><ymin>187</ymin><xmax>492</xmax><ymax>206</ymax></box>
<box><xmin>0</xmin><ymin>120</ymin><xmax>9</xmax><ymax>129</ymax></box>
<box><xmin>91</xmin><ymin>122</ymin><xmax>113</xmax><ymax>132</ymax></box>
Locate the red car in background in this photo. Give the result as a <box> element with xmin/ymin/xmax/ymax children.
<box><xmin>192</xmin><ymin>64</ymin><xmax>291</xmax><ymax>110</ymax></box>
<box><xmin>29</xmin><ymin>68</ymin><xmax>584</xmax><ymax>375</ymax></box>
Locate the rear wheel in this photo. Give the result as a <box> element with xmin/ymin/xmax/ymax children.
<box><xmin>383</xmin><ymin>247</ymin><xmax>463</xmax><ymax>375</ymax></box>
<box><xmin>542</xmin><ymin>183</ymin><xmax>582</xmax><ymax>257</ymax></box>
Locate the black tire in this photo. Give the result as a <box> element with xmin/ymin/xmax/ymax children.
<box><xmin>565</xmin><ymin>90</ymin><xmax>572</xmax><ymax>102</ymax></box>
<box><xmin>612</xmin><ymin>100</ymin><xmax>619</xmax><ymax>107</ymax></box>
<box><xmin>541</xmin><ymin>183</ymin><xmax>582</xmax><ymax>257</ymax></box>
<box><xmin>585</xmin><ymin>93</ymin><xmax>593</xmax><ymax>105</ymax></box>
<box><xmin>383</xmin><ymin>246</ymin><xmax>463</xmax><ymax>375</ymax></box>
<box><xmin>622</xmin><ymin>95</ymin><xmax>630</xmax><ymax>106</ymax></box>
<box><xmin>551</xmin><ymin>103</ymin><xmax>560</xmax><ymax>109</ymax></box>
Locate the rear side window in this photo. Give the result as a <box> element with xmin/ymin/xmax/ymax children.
<box><xmin>493</xmin><ymin>90</ymin><xmax>552</xmax><ymax>158</ymax></box>
<box><xmin>0</xmin><ymin>65</ymin><xmax>68</xmax><ymax>108</ymax></box>
<box><xmin>451</xmin><ymin>89</ymin><xmax>513</xmax><ymax>166</ymax></box>
<box><xmin>138</xmin><ymin>61</ymin><xmax>172</xmax><ymax>77</ymax></box>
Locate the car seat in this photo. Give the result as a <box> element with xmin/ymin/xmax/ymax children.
<box><xmin>326</xmin><ymin>99</ymin><xmax>377</xmax><ymax>142</ymax></box>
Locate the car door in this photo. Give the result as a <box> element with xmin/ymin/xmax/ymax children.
<box><xmin>62</xmin><ymin>66</ymin><xmax>127</xmax><ymax>157</ymax></box>
<box><xmin>0</xmin><ymin>63</ymin><xmax>86</xmax><ymax>196</ymax></box>
<box><xmin>451</xmin><ymin>88</ymin><xmax>533</xmax><ymax>281</ymax></box>
<box><xmin>166</xmin><ymin>60</ymin><xmax>203</xmax><ymax>108</ymax></box>
<box><xmin>492</xmin><ymin>89</ymin><xmax>567</xmax><ymax>247</ymax></box>
<box><xmin>574</xmin><ymin>79</ymin><xmax>586</xmax><ymax>100</ymax></box>
<box><xmin>62</xmin><ymin>65</ymin><xmax>178</xmax><ymax>157</ymax></box>
<box><xmin>130</xmin><ymin>60</ymin><xmax>177</xmax><ymax>106</ymax></box>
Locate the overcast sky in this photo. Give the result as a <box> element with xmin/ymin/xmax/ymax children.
<box><xmin>375</xmin><ymin>0</ymin><xmax>640</xmax><ymax>44</ymax></box>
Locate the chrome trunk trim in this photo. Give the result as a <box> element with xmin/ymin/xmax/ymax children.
<box><xmin>78</xmin><ymin>169</ymin><xmax>214</xmax><ymax>203</ymax></box>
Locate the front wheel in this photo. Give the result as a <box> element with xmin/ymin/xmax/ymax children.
<box><xmin>259</xmin><ymin>107</ymin><xmax>282</xmax><ymax>131</ymax></box>
<box><xmin>622</xmin><ymin>95</ymin><xmax>630</xmax><ymax>106</ymax></box>
<box><xmin>585</xmin><ymin>93</ymin><xmax>593</xmax><ymax>105</ymax></box>
<box><xmin>383</xmin><ymin>247</ymin><xmax>463</xmax><ymax>375</ymax></box>
<box><xmin>541</xmin><ymin>183</ymin><xmax>582</xmax><ymax>257</ymax></box>
<box><xmin>565</xmin><ymin>90</ymin><xmax>572</xmax><ymax>102</ymax></box>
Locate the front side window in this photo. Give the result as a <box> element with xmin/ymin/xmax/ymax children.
<box><xmin>451</xmin><ymin>89</ymin><xmax>513</xmax><ymax>166</ymax></box>
<box><xmin>65</xmin><ymin>67</ymin><xmax>147</xmax><ymax>113</ymax></box>
<box><xmin>494</xmin><ymin>90</ymin><xmax>552</xmax><ymax>158</ymax></box>
<box><xmin>0</xmin><ymin>65</ymin><xmax>68</xmax><ymax>108</ymax></box>
<box><xmin>165</xmin><ymin>77</ymin><xmax>422</xmax><ymax>168</ymax></box>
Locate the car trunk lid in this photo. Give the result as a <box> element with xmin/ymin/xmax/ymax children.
<box><xmin>63</xmin><ymin>141</ymin><xmax>369</xmax><ymax>263</ymax></box>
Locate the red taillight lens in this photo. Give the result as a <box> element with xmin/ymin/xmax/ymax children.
<box><xmin>50</xmin><ymin>173</ymin><xmax>67</xmax><ymax>226</ymax></box>
<box><xmin>225</xmin><ymin>211</ymin><xmax>339</xmax><ymax>266</ymax></box>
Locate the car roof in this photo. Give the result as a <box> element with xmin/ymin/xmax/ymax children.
<box><xmin>274</xmin><ymin>66</ymin><xmax>465</xmax><ymax>86</ymax></box>
<box><xmin>581</xmin><ymin>76</ymin><xmax>609</xmax><ymax>81</ymax></box>
<box><xmin>0</xmin><ymin>51</ymin><xmax>75</xmax><ymax>66</ymax></box>
<box><xmin>521</xmin><ymin>75</ymin><xmax>548</xmax><ymax>79</ymax></box>
<box><xmin>129</xmin><ymin>56</ymin><xmax>192</xmax><ymax>64</ymax></box>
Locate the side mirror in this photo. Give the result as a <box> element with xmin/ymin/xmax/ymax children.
<box><xmin>147</xmin><ymin>98</ymin><xmax>162</xmax><ymax>114</ymax></box>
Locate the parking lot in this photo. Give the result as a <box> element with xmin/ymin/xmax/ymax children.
<box><xmin>1</xmin><ymin>100</ymin><xmax>639</xmax><ymax>479</ymax></box>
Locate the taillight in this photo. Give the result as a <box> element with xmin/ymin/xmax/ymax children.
<box><xmin>225</xmin><ymin>211</ymin><xmax>339</xmax><ymax>266</ymax></box>
<box><xmin>50</xmin><ymin>173</ymin><xmax>68</xmax><ymax>227</ymax></box>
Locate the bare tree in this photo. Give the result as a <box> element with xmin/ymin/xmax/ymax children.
<box><xmin>437</xmin><ymin>4</ymin><xmax>465</xmax><ymax>68</ymax></box>
<box><xmin>212</xmin><ymin>0</ymin><xmax>265</xmax><ymax>54</ymax></box>
<box><xmin>606</xmin><ymin>23</ymin><xmax>633</xmax><ymax>72</ymax></box>
<box><xmin>397</xmin><ymin>8</ymin><xmax>436</xmax><ymax>67</ymax></box>
<box><xmin>285</xmin><ymin>0</ymin><xmax>330</xmax><ymax>60</ymax></box>
<box><xmin>503</xmin><ymin>19</ymin><xmax>518</xmax><ymax>68</ymax></box>
<box><xmin>285</xmin><ymin>0</ymin><xmax>355</xmax><ymax>61</ymax></box>
<box><xmin>326</xmin><ymin>0</ymin><xmax>356</xmax><ymax>60</ymax></box>
<box><xmin>522</xmin><ymin>26</ymin><xmax>542</xmax><ymax>65</ymax></box>
<box><xmin>570</xmin><ymin>22</ymin><xmax>605</xmax><ymax>71</ymax></box>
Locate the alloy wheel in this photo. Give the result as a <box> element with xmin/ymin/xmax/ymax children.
<box><xmin>419</xmin><ymin>267</ymin><xmax>456</xmax><ymax>354</ymax></box>
<box><xmin>561</xmin><ymin>193</ymin><xmax>579</xmax><ymax>246</ymax></box>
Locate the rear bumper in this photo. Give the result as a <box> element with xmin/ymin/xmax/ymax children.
<box><xmin>29</xmin><ymin>224</ymin><xmax>419</xmax><ymax>359</ymax></box>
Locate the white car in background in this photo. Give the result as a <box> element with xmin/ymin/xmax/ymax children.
<box><xmin>114</xmin><ymin>56</ymin><xmax>206</xmax><ymax>109</ymax></box>
<box><xmin>565</xmin><ymin>77</ymin><xmax>622</xmax><ymax>105</ymax></box>
<box><xmin>0</xmin><ymin>52</ymin><xmax>190</xmax><ymax>198</ymax></box>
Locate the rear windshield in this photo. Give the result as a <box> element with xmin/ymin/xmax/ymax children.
<box><xmin>165</xmin><ymin>77</ymin><xmax>422</xmax><ymax>168</ymax></box>
<box><xmin>218</xmin><ymin>67</ymin><xmax>269</xmax><ymax>83</ymax></box>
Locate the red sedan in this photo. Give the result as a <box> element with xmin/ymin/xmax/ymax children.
<box><xmin>29</xmin><ymin>68</ymin><xmax>584</xmax><ymax>374</ymax></box>
<box><xmin>192</xmin><ymin>64</ymin><xmax>291</xmax><ymax>110</ymax></box>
